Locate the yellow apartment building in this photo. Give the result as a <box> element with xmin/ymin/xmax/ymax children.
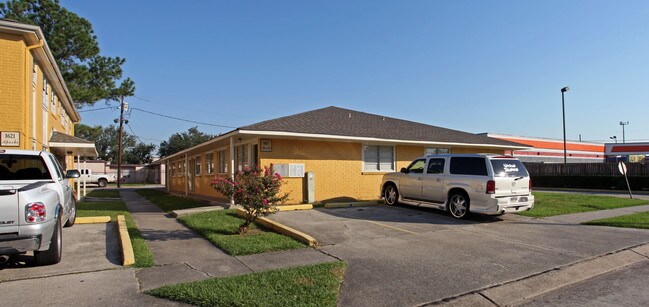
<box><xmin>0</xmin><ymin>19</ymin><xmax>96</xmax><ymax>168</ymax></box>
<box><xmin>161</xmin><ymin>106</ymin><xmax>529</xmax><ymax>204</ymax></box>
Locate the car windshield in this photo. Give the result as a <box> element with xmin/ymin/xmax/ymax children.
<box><xmin>490</xmin><ymin>159</ymin><xmax>529</xmax><ymax>177</ymax></box>
<box><xmin>0</xmin><ymin>154</ymin><xmax>52</xmax><ymax>180</ymax></box>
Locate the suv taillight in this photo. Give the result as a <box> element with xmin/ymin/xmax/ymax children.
<box><xmin>25</xmin><ymin>202</ymin><xmax>46</xmax><ymax>223</ymax></box>
<box><xmin>529</xmin><ymin>178</ymin><xmax>532</xmax><ymax>192</ymax></box>
<box><xmin>486</xmin><ymin>180</ymin><xmax>496</xmax><ymax>194</ymax></box>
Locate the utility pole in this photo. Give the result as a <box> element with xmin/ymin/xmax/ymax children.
<box><xmin>118</xmin><ymin>95</ymin><xmax>125</xmax><ymax>188</ymax></box>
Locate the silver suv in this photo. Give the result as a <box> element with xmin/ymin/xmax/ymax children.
<box><xmin>381</xmin><ymin>154</ymin><xmax>534</xmax><ymax>219</ymax></box>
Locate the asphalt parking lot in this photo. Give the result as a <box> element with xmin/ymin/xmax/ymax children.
<box><xmin>0</xmin><ymin>223</ymin><xmax>121</xmax><ymax>281</ymax></box>
<box><xmin>270</xmin><ymin>205</ymin><xmax>649</xmax><ymax>306</ymax></box>
<box><xmin>0</xmin><ymin>223</ymin><xmax>181</xmax><ymax>307</ymax></box>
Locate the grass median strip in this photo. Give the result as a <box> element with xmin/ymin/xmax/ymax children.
<box><xmin>179</xmin><ymin>209</ymin><xmax>306</xmax><ymax>256</ymax></box>
<box><xmin>518</xmin><ymin>192</ymin><xmax>648</xmax><ymax>218</ymax></box>
<box><xmin>583</xmin><ymin>211</ymin><xmax>649</xmax><ymax>229</ymax></box>
<box><xmin>77</xmin><ymin>190</ymin><xmax>154</xmax><ymax>267</ymax></box>
<box><xmin>147</xmin><ymin>261</ymin><xmax>346</xmax><ymax>307</ymax></box>
<box><xmin>135</xmin><ymin>189</ymin><xmax>212</xmax><ymax>212</ymax></box>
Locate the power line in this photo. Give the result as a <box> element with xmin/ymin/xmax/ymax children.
<box><xmin>132</xmin><ymin>95</ymin><xmax>260</xmax><ymax>119</ymax></box>
<box><xmin>125</xmin><ymin>123</ymin><xmax>164</xmax><ymax>143</ymax></box>
<box><xmin>78</xmin><ymin>106</ymin><xmax>116</xmax><ymax>113</ymax></box>
<box><xmin>130</xmin><ymin>107</ymin><xmax>237</xmax><ymax>129</ymax></box>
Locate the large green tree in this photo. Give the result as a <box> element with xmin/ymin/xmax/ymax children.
<box><xmin>75</xmin><ymin>123</ymin><xmax>154</xmax><ymax>164</ymax></box>
<box><xmin>158</xmin><ymin>127</ymin><xmax>214</xmax><ymax>157</ymax></box>
<box><xmin>0</xmin><ymin>0</ymin><xmax>134</xmax><ymax>107</ymax></box>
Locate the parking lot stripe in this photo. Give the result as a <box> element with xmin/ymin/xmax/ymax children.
<box><xmin>365</xmin><ymin>220</ymin><xmax>419</xmax><ymax>235</ymax></box>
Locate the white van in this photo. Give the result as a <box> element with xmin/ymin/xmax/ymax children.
<box><xmin>381</xmin><ymin>154</ymin><xmax>534</xmax><ymax>219</ymax></box>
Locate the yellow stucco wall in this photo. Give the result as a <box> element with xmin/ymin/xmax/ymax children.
<box><xmin>166</xmin><ymin>138</ymin><xmax>506</xmax><ymax>205</ymax></box>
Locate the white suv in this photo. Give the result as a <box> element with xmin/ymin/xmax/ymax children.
<box><xmin>381</xmin><ymin>154</ymin><xmax>534</xmax><ymax>219</ymax></box>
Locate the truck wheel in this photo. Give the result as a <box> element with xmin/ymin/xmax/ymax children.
<box><xmin>448</xmin><ymin>193</ymin><xmax>470</xmax><ymax>219</ymax></box>
<box><xmin>384</xmin><ymin>184</ymin><xmax>399</xmax><ymax>206</ymax></box>
<box><xmin>34</xmin><ymin>217</ymin><xmax>62</xmax><ymax>265</ymax></box>
<box><xmin>64</xmin><ymin>197</ymin><xmax>77</xmax><ymax>227</ymax></box>
<box><xmin>98</xmin><ymin>178</ymin><xmax>107</xmax><ymax>187</ymax></box>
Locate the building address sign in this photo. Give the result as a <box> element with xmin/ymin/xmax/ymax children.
<box><xmin>1</xmin><ymin>131</ymin><xmax>20</xmax><ymax>147</ymax></box>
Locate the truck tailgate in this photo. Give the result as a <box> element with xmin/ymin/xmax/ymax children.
<box><xmin>0</xmin><ymin>186</ymin><xmax>19</xmax><ymax>233</ymax></box>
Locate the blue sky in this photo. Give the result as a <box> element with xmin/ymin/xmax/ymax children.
<box><xmin>63</xmin><ymin>0</ymin><xmax>649</xmax><ymax>146</ymax></box>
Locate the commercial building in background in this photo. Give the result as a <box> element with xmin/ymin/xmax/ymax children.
<box><xmin>604</xmin><ymin>142</ymin><xmax>649</xmax><ymax>163</ymax></box>
<box><xmin>0</xmin><ymin>19</ymin><xmax>97</xmax><ymax>167</ymax></box>
<box><xmin>161</xmin><ymin>106</ymin><xmax>529</xmax><ymax>204</ymax></box>
<box><xmin>483</xmin><ymin>133</ymin><xmax>605</xmax><ymax>163</ymax></box>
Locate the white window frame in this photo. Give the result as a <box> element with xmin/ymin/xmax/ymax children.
<box><xmin>217</xmin><ymin>149</ymin><xmax>228</xmax><ymax>174</ymax></box>
<box><xmin>205</xmin><ymin>152</ymin><xmax>214</xmax><ymax>174</ymax></box>
<box><xmin>42</xmin><ymin>78</ymin><xmax>49</xmax><ymax>110</ymax></box>
<box><xmin>194</xmin><ymin>155</ymin><xmax>202</xmax><ymax>176</ymax></box>
<box><xmin>425</xmin><ymin>147</ymin><xmax>450</xmax><ymax>155</ymax></box>
<box><xmin>362</xmin><ymin>144</ymin><xmax>396</xmax><ymax>172</ymax></box>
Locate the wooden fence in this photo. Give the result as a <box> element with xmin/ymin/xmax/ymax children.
<box><xmin>523</xmin><ymin>162</ymin><xmax>649</xmax><ymax>177</ymax></box>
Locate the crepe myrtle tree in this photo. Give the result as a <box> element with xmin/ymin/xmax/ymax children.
<box><xmin>212</xmin><ymin>164</ymin><xmax>288</xmax><ymax>234</ymax></box>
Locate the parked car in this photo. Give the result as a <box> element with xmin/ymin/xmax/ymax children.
<box><xmin>0</xmin><ymin>149</ymin><xmax>80</xmax><ymax>265</ymax></box>
<box><xmin>381</xmin><ymin>154</ymin><xmax>534</xmax><ymax>219</ymax></box>
<box><xmin>79</xmin><ymin>168</ymin><xmax>116</xmax><ymax>187</ymax></box>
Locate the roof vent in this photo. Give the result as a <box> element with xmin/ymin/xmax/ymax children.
<box><xmin>348</xmin><ymin>113</ymin><xmax>352</xmax><ymax>118</ymax></box>
<box><xmin>382</xmin><ymin>117</ymin><xmax>385</xmax><ymax>121</ymax></box>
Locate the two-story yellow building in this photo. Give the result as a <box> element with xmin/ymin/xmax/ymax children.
<box><xmin>0</xmin><ymin>19</ymin><xmax>96</xmax><ymax>168</ymax></box>
<box><xmin>161</xmin><ymin>106</ymin><xmax>529</xmax><ymax>204</ymax></box>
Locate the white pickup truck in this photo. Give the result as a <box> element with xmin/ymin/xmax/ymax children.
<box><xmin>79</xmin><ymin>168</ymin><xmax>116</xmax><ymax>187</ymax></box>
<box><xmin>0</xmin><ymin>149</ymin><xmax>79</xmax><ymax>265</ymax></box>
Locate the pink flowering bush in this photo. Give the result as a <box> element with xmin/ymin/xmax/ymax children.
<box><xmin>211</xmin><ymin>164</ymin><xmax>288</xmax><ymax>234</ymax></box>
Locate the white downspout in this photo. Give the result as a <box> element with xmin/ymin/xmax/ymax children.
<box><xmin>184</xmin><ymin>154</ymin><xmax>188</xmax><ymax>196</ymax></box>
<box><xmin>83</xmin><ymin>159</ymin><xmax>87</xmax><ymax>196</ymax></box>
<box><xmin>230</xmin><ymin>136</ymin><xmax>235</xmax><ymax>206</ymax></box>
<box><xmin>76</xmin><ymin>154</ymin><xmax>80</xmax><ymax>200</ymax></box>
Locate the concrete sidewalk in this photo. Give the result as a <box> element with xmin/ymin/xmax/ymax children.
<box><xmin>119</xmin><ymin>189</ymin><xmax>336</xmax><ymax>290</ymax></box>
<box><xmin>544</xmin><ymin>204</ymin><xmax>649</xmax><ymax>224</ymax></box>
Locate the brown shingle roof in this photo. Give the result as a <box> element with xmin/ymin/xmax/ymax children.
<box><xmin>49</xmin><ymin>131</ymin><xmax>94</xmax><ymax>144</ymax></box>
<box><xmin>240</xmin><ymin>106</ymin><xmax>525</xmax><ymax>147</ymax></box>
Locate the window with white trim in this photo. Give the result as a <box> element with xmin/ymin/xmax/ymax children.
<box><xmin>195</xmin><ymin>156</ymin><xmax>202</xmax><ymax>176</ymax></box>
<box><xmin>217</xmin><ymin>150</ymin><xmax>227</xmax><ymax>173</ymax></box>
<box><xmin>206</xmin><ymin>153</ymin><xmax>214</xmax><ymax>174</ymax></box>
<box><xmin>425</xmin><ymin>147</ymin><xmax>450</xmax><ymax>155</ymax></box>
<box><xmin>363</xmin><ymin>145</ymin><xmax>395</xmax><ymax>172</ymax></box>
<box><xmin>42</xmin><ymin>78</ymin><xmax>49</xmax><ymax>110</ymax></box>
<box><xmin>51</xmin><ymin>93</ymin><xmax>56</xmax><ymax>111</ymax></box>
<box><xmin>235</xmin><ymin>144</ymin><xmax>248</xmax><ymax>171</ymax></box>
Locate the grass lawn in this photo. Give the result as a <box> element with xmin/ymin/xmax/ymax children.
<box><xmin>135</xmin><ymin>189</ymin><xmax>212</xmax><ymax>212</ymax></box>
<box><xmin>85</xmin><ymin>189</ymin><xmax>120</xmax><ymax>198</ymax></box>
<box><xmin>147</xmin><ymin>261</ymin><xmax>346</xmax><ymax>307</ymax></box>
<box><xmin>518</xmin><ymin>192</ymin><xmax>649</xmax><ymax>218</ymax></box>
<box><xmin>77</xmin><ymin>191</ymin><xmax>154</xmax><ymax>267</ymax></box>
<box><xmin>179</xmin><ymin>209</ymin><xmax>306</xmax><ymax>256</ymax></box>
<box><xmin>583</xmin><ymin>211</ymin><xmax>649</xmax><ymax>229</ymax></box>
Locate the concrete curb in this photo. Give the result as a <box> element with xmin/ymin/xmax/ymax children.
<box><xmin>116</xmin><ymin>215</ymin><xmax>135</xmax><ymax>266</ymax></box>
<box><xmin>438</xmin><ymin>242</ymin><xmax>649</xmax><ymax>306</ymax></box>
<box><xmin>170</xmin><ymin>206</ymin><xmax>224</xmax><ymax>218</ymax></box>
<box><xmin>76</xmin><ymin>216</ymin><xmax>111</xmax><ymax>224</ymax></box>
<box><xmin>324</xmin><ymin>201</ymin><xmax>382</xmax><ymax>208</ymax></box>
<box><xmin>275</xmin><ymin>204</ymin><xmax>313</xmax><ymax>211</ymax></box>
<box><xmin>236</xmin><ymin>208</ymin><xmax>318</xmax><ymax>247</ymax></box>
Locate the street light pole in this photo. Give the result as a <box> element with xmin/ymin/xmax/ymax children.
<box><xmin>610</xmin><ymin>136</ymin><xmax>617</xmax><ymax>143</ymax></box>
<box><xmin>620</xmin><ymin>121</ymin><xmax>629</xmax><ymax>143</ymax></box>
<box><xmin>561</xmin><ymin>87</ymin><xmax>570</xmax><ymax>164</ymax></box>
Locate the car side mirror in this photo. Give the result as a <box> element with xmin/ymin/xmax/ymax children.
<box><xmin>400</xmin><ymin>167</ymin><xmax>408</xmax><ymax>173</ymax></box>
<box><xmin>66</xmin><ymin>170</ymin><xmax>80</xmax><ymax>179</ymax></box>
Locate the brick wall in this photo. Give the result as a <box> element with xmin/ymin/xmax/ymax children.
<box><xmin>0</xmin><ymin>33</ymin><xmax>26</xmax><ymax>148</ymax></box>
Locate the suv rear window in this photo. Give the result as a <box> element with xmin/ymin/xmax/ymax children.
<box><xmin>449</xmin><ymin>157</ymin><xmax>488</xmax><ymax>176</ymax></box>
<box><xmin>0</xmin><ymin>154</ymin><xmax>52</xmax><ymax>180</ymax></box>
<box><xmin>490</xmin><ymin>159</ymin><xmax>529</xmax><ymax>177</ymax></box>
